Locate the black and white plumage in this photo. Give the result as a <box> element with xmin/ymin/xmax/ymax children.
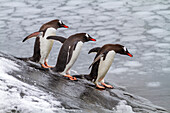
<box><xmin>20</xmin><ymin>19</ymin><xmax>68</xmax><ymax>68</ymax></box>
<box><xmin>87</xmin><ymin>44</ymin><xmax>133</xmax><ymax>89</ymax></box>
<box><xmin>48</xmin><ymin>33</ymin><xmax>96</xmax><ymax>80</ymax></box>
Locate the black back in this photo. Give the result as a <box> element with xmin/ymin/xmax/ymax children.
<box><xmin>52</xmin><ymin>33</ymin><xmax>93</xmax><ymax>72</ymax></box>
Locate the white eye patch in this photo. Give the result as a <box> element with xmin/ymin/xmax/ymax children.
<box><xmin>59</xmin><ymin>20</ymin><xmax>62</xmax><ymax>24</ymax></box>
<box><xmin>123</xmin><ymin>47</ymin><xmax>127</xmax><ymax>51</ymax></box>
<box><xmin>85</xmin><ymin>33</ymin><xmax>89</xmax><ymax>38</ymax></box>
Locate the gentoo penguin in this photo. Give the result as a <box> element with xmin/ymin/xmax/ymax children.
<box><xmin>85</xmin><ymin>44</ymin><xmax>133</xmax><ymax>89</ymax></box>
<box><xmin>21</xmin><ymin>19</ymin><xmax>68</xmax><ymax>68</ymax></box>
<box><xmin>47</xmin><ymin>33</ymin><xmax>96</xmax><ymax>80</ymax></box>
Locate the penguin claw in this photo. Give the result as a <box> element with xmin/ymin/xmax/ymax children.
<box><xmin>101</xmin><ymin>82</ymin><xmax>113</xmax><ymax>89</ymax></box>
<box><xmin>64</xmin><ymin>75</ymin><xmax>77</xmax><ymax>81</ymax></box>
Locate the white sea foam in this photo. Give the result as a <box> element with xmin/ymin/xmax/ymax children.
<box><xmin>113</xmin><ymin>100</ymin><xmax>135</xmax><ymax>113</ymax></box>
<box><xmin>0</xmin><ymin>58</ymin><xmax>63</xmax><ymax>113</ymax></box>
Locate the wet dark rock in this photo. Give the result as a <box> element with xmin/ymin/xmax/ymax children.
<box><xmin>0</xmin><ymin>52</ymin><xmax>168</xmax><ymax>113</ymax></box>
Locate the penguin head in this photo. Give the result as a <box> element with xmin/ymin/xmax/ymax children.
<box><xmin>40</xmin><ymin>19</ymin><xmax>69</xmax><ymax>32</ymax></box>
<box><xmin>114</xmin><ymin>44</ymin><xmax>133</xmax><ymax>57</ymax></box>
<box><xmin>58</xmin><ymin>20</ymin><xmax>69</xmax><ymax>28</ymax></box>
<box><xmin>83</xmin><ymin>33</ymin><xmax>96</xmax><ymax>42</ymax></box>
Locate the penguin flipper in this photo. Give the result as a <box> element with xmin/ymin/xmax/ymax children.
<box><xmin>89</xmin><ymin>54</ymin><xmax>104</xmax><ymax>69</ymax></box>
<box><xmin>47</xmin><ymin>36</ymin><xmax>66</xmax><ymax>43</ymax></box>
<box><xmin>23</xmin><ymin>31</ymin><xmax>42</xmax><ymax>42</ymax></box>
<box><xmin>88</xmin><ymin>47</ymin><xmax>101</xmax><ymax>54</ymax></box>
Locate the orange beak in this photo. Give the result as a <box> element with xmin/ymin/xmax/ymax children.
<box><xmin>127</xmin><ymin>53</ymin><xmax>133</xmax><ymax>57</ymax></box>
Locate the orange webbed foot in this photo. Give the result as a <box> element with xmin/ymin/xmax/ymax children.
<box><xmin>44</xmin><ymin>62</ymin><xmax>53</xmax><ymax>68</ymax></box>
<box><xmin>64</xmin><ymin>75</ymin><xmax>77</xmax><ymax>81</ymax></box>
<box><xmin>101</xmin><ymin>82</ymin><xmax>113</xmax><ymax>89</ymax></box>
<box><xmin>41</xmin><ymin>64</ymin><xmax>49</xmax><ymax>68</ymax></box>
<box><xmin>96</xmin><ymin>84</ymin><xmax>105</xmax><ymax>89</ymax></box>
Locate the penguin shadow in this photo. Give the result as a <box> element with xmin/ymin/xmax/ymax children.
<box><xmin>26</xmin><ymin>61</ymin><xmax>50</xmax><ymax>71</ymax></box>
<box><xmin>72</xmin><ymin>74</ymin><xmax>114</xmax><ymax>91</ymax></box>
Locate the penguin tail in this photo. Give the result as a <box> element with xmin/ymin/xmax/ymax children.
<box><xmin>22</xmin><ymin>31</ymin><xmax>42</xmax><ymax>42</ymax></box>
<box><xmin>15</xmin><ymin>57</ymin><xmax>31</xmax><ymax>61</ymax></box>
<box><xmin>72</xmin><ymin>74</ymin><xmax>93</xmax><ymax>81</ymax></box>
<box><xmin>88</xmin><ymin>47</ymin><xmax>101</xmax><ymax>54</ymax></box>
<box><xmin>72</xmin><ymin>74</ymin><xmax>85</xmax><ymax>79</ymax></box>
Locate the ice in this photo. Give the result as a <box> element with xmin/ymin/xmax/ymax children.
<box><xmin>1</xmin><ymin>2</ymin><xmax>27</xmax><ymax>7</ymax></box>
<box><xmin>78</xmin><ymin>8</ymin><xmax>95</xmax><ymax>14</ymax></box>
<box><xmin>143</xmin><ymin>15</ymin><xmax>164</xmax><ymax>22</ymax></box>
<box><xmin>155</xmin><ymin>43</ymin><xmax>170</xmax><ymax>49</ymax></box>
<box><xmin>59</xmin><ymin>6</ymin><xmax>77</xmax><ymax>10</ymax></box>
<box><xmin>133</xmin><ymin>11</ymin><xmax>154</xmax><ymax>18</ymax></box>
<box><xmin>142</xmin><ymin>41</ymin><xmax>157</xmax><ymax>46</ymax></box>
<box><xmin>15</xmin><ymin>7</ymin><xmax>42</xmax><ymax>14</ymax></box>
<box><xmin>147</xmin><ymin>82</ymin><xmax>161</xmax><ymax>88</ymax></box>
<box><xmin>124</xmin><ymin>61</ymin><xmax>142</xmax><ymax>67</ymax></box>
<box><xmin>164</xmin><ymin>37</ymin><xmax>170</xmax><ymax>42</ymax></box>
<box><xmin>95</xmin><ymin>15</ymin><xmax>111</xmax><ymax>21</ymax></box>
<box><xmin>0</xmin><ymin>58</ymin><xmax>63</xmax><ymax>113</ymax></box>
<box><xmin>120</xmin><ymin>28</ymin><xmax>145</xmax><ymax>36</ymax></box>
<box><xmin>162</xmin><ymin>68</ymin><xmax>170</xmax><ymax>73</ymax></box>
<box><xmin>66</xmin><ymin>0</ymin><xmax>89</xmax><ymax>6</ymax></box>
<box><xmin>133</xmin><ymin>4</ymin><xmax>169</xmax><ymax>12</ymax></box>
<box><xmin>123</xmin><ymin>19</ymin><xmax>145</xmax><ymax>28</ymax></box>
<box><xmin>147</xmin><ymin>28</ymin><xmax>170</xmax><ymax>38</ymax></box>
<box><xmin>111</xmin><ymin>67</ymin><xmax>128</xmax><ymax>74</ymax></box>
<box><xmin>157</xmin><ymin>10</ymin><xmax>170</xmax><ymax>16</ymax></box>
<box><xmin>113</xmin><ymin>100</ymin><xmax>135</xmax><ymax>113</ymax></box>
<box><xmin>121</xmin><ymin>35</ymin><xmax>146</xmax><ymax>42</ymax></box>
<box><xmin>99</xmin><ymin>1</ymin><xmax>125</xmax><ymax>9</ymax></box>
<box><xmin>96</xmin><ymin>29</ymin><xmax>115</xmax><ymax>36</ymax></box>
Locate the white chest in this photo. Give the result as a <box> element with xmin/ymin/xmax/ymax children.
<box><xmin>39</xmin><ymin>28</ymin><xmax>56</xmax><ymax>63</ymax></box>
<box><xmin>97</xmin><ymin>50</ymin><xmax>116</xmax><ymax>82</ymax></box>
<box><xmin>64</xmin><ymin>41</ymin><xmax>83</xmax><ymax>73</ymax></box>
